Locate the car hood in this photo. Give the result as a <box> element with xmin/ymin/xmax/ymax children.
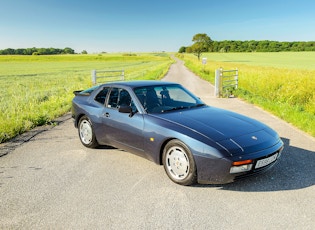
<box><xmin>157</xmin><ymin>106</ymin><xmax>279</xmax><ymax>155</ymax></box>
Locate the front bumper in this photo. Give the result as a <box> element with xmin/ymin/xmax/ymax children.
<box><xmin>195</xmin><ymin>140</ymin><xmax>284</xmax><ymax>184</ymax></box>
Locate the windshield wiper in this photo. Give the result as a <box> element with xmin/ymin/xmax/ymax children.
<box><xmin>162</xmin><ymin>104</ymin><xmax>205</xmax><ymax>113</ymax></box>
<box><xmin>162</xmin><ymin>106</ymin><xmax>189</xmax><ymax>112</ymax></box>
<box><xmin>194</xmin><ymin>103</ymin><xmax>206</xmax><ymax>107</ymax></box>
<box><xmin>173</xmin><ymin>106</ymin><xmax>190</xmax><ymax>111</ymax></box>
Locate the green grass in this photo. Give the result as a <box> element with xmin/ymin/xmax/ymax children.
<box><xmin>177</xmin><ymin>52</ymin><xmax>315</xmax><ymax>137</ymax></box>
<box><xmin>0</xmin><ymin>53</ymin><xmax>173</xmax><ymax>143</ymax></box>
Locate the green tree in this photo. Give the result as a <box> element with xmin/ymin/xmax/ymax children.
<box><xmin>191</xmin><ymin>33</ymin><xmax>212</xmax><ymax>60</ymax></box>
<box><xmin>63</xmin><ymin>47</ymin><xmax>75</xmax><ymax>54</ymax></box>
<box><xmin>178</xmin><ymin>46</ymin><xmax>186</xmax><ymax>53</ymax></box>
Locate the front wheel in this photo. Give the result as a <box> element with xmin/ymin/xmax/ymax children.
<box><xmin>78</xmin><ymin>116</ymin><xmax>99</xmax><ymax>148</ymax></box>
<box><xmin>162</xmin><ymin>140</ymin><xmax>197</xmax><ymax>186</ymax></box>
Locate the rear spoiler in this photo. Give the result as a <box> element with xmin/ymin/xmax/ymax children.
<box><xmin>73</xmin><ymin>90</ymin><xmax>90</xmax><ymax>96</ymax></box>
<box><xmin>73</xmin><ymin>90</ymin><xmax>83</xmax><ymax>95</ymax></box>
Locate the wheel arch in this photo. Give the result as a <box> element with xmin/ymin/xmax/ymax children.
<box><xmin>159</xmin><ymin>138</ymin><xmax>176</xmax><ymax>165</ymax></box>
<box><xmin>75</xmin><ymin>113</ymin><xmax>86</xmax><ymax>128</ymax></box>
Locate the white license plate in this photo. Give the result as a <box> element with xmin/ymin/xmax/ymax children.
<box><xmin>255</xmin><ymin>153</ymin><xmax>278</xmax><ymax>169</ymax></box>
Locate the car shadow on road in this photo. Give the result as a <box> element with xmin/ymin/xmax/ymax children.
<box><xmin>199</xmin><ymin>138</ymin><xmax>315</xmax><ymax>192</ymax></box>
<box><xmin>96</xmin><ymin>145</ymin><xmax>117</xmax><ymax>150</ymax></box>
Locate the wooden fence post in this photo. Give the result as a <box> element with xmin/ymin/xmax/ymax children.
<box><xmin>91</xmin><ymin>70</ymin><xmax>96</xmax><ymax>85</ymax></box>
<box><xmin>215</xmin><ymin>69</ymin><xmax>221</xmax><ymax>97</ymax></box>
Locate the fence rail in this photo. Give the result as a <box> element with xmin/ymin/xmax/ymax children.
<box><xmin>215</xmin><ymin>68</ymin><xmax>238</xmax><ymax>98</ymax></box>
<box><xmin>91</xmin><ymin>70</ymin><xmax>125</xmax><ymax>85</ymax></box>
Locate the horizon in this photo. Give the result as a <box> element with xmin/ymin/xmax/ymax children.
<box><xmin>1</xmin><ymin>39</ymin><xmax>314</xmax><ymax>54</ymax></box>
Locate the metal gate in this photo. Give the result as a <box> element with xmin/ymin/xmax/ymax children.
<box><xmin>91</xmin><ymin>70</ymin><xmax>125</xmax><ymax>85</ymax></box>
<box><xmin>215</xmin><ymin>68</ymin><xmax>238</xmax><ymax>98</ymax></box>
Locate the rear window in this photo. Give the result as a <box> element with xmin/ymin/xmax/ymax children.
<box><xmin>74</xmin><ymin>85</ymin><xmax>100</xmax><ymax>96</ymax></box>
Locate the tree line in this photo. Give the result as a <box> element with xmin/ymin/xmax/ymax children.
<box><xmin>210</xmin><ymin>40</ymin><xmax>315</xmax><ymax>52</ymax></box>
<box><xmin>179</xmin><ymin>34</ymin><xmax>315</xmax><ymax>57</ymax></box>
<box><xmin>0</xmin><ymin>47</ymin><xmax>75</xmax><ymax>55</ymax></box>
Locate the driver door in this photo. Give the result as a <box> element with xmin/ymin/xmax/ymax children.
<box><xmin>101</xmin><ymin>87</ymin><xmax>145</xmax><ymax>153</ymax></box>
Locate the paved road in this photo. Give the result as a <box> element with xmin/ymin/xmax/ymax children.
<box><xmin>1</xmin><ymin>58</ymin><xmax>315</xmax><ymax>229</ymax></box>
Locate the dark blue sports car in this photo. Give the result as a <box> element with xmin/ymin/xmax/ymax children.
<box><xmin>72</xmin><ymin>81</ymin><xmax>283</xmax><ymax>185</ymax></box>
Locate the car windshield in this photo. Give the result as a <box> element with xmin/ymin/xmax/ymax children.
<box><xmin>134</xmin><ymin>84</ymin><xmax>205</xmax><ymax>113</ymax></box>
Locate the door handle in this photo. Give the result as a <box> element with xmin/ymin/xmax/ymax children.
<box><xmin>104</xmin><ymin>112</ymin><xmax>110</xmax><ymax>118</ymax></box>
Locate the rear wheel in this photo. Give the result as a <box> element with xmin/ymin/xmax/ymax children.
<box><xmin>78</xmin><ymin>116</ymin><xmax>99</xmax><ymax>148</ymax></box>
<box><xmin>162</xmin><ymin>140</ymin><xmax>197</xmax><ymax>186</ymax></box>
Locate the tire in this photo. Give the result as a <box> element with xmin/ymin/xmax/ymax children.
<box><xmin>162</xmin><ymin>140</ymin><xmax>197</xmax><ymax>186</ymax></box>
<box><xmin>78</xmin><ymin>116</ymin><xmax>99</xmax><ymax>148</ymax></box>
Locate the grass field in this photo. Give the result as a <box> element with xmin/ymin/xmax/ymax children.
<box><xmin>177</xmin><ymin>52</ymin><xmax>315</xmax><ymax>137</ymax></box>
<box><xmin>0</xmin><ymin>53</ymin><xmax>173</xmax><ymax>143</ymax></box>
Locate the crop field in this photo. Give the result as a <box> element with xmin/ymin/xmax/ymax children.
<box><xmin>0</xmin><ymin>53</ymin><xmax>173</xmax><ymax>143</ymax></box>
<box><xmin>177</xmin><ymin>52</ymin><xmax>315</xmax><ymax>137</ymax></box>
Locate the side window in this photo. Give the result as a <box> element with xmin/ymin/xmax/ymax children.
<box><xmin>118</xmin><ymin>89</ymin><xmax>132</xmax><ymax>106</ymax></box>
<box><xmin>107</xmin><ymin>88</ymin><xmax>133</xmax><ymax>109</ymax></box>
<box><xmin>108</xmin><ymin>88</ymin><xmax>119</xmax><ymax>108</ymax></box>
<box><xmin>94</xmin><ymin>87</ymin><xmax>109</xmax><ymax>105</ymax></box>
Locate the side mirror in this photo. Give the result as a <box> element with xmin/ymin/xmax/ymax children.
<box><xmin>118</xmin><ymin>105</ymin><xmax>132</xmax><ymax>113</ymax></box>
<box><xmin>118</xmin><ymin>105</ymin><xmax>134</xmax><ymax>117</ymax></box>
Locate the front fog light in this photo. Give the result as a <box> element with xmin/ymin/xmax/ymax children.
<box><xmin>230</xmin><ymin>164</ymin><xmax>253</xmax><ymax>174</ymax></box>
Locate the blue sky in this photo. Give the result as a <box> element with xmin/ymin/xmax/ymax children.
<box><xmin>0</xmin><ymin>0</ymin><xmax>314</xmax><ymax>53</ymax></box>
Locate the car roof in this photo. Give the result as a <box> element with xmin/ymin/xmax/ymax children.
<box><xmin>99</xmin><ymin>80</ymin><xmax>179</xmax><ymax>89</ymax></box>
